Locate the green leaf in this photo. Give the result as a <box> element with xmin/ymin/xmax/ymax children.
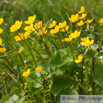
<box><xmin>57</xmin><ymin>87</ymin><xmax>78</xmax><ymax>103</ymax></box>
<box><xmin>93</xmin><ymin>64</ymin><xmax>103</xmax><ymax>86</ymax></box>
<box><xmin>2</xmin><ymin>95</ymin><xmax>10</xmax><ymax>101</ymax></box>
<box><xmin>51</xmin><ymin>77</ymin><xmax>77</xmax><ymax>96</ymax></box>
<box><xmin>49</xmin><ymin>50</ymin><xmax>73</xmax><ymax>75</ymax></box>
<box><xmin>49</xmin><ymin>50</ymin><xmax>67</xmax><ymax>67</ymax></box>
<box><xmin>90</xmin><ymin>44</ymin><xmax>98</xmax><ymax>51</ymax></box>
<box><xmin>3</xmin><ymin>94</ymin><xmax>18</xmax><ymax>103</ymax></box>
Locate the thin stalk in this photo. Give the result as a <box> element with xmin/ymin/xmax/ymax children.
<box><xmin>44</xmin><ymin>35</ymin><xmax>58</xmax><ymax>49</ymax></box>
<box><xmin>23</xmin><ymin>40</ymin><xmax>37</xmax><ymax>67</ymax></box>
<box><xmin>29</xmin><ymin>76</ymin><xmax>48</xmax><ymax>89</ymax></box>
<box><xmin>27</xmin><ymin>39</ymin><xmax>43</xmax><ymax>59</ymax></box>
<box><xmin>40</xmin><ymin>36</ymin><xmax>52</xmax><ymax>58</ymax></box>
<box><xmin>1</xmin><ymin>26</ymin><xmax>16</xmax><ymax>47</ymax></box>
<box><xmin>0</xmin><ymin>27</ymin><xmax>25</xmax><ymax>67</ymax></box>
<box><xmin>6</xmin><ymin>71</ymin><xmax>17</xmax><ymax>82</ymax></box>
<box><xmin>57</xmin><ymin>35</ymin><xmax>62</xmax><ymax>49</ymax></box>
<box><xmin>0</xmin><ymin>61</ymin><xmax>17</xmax><ymax>75</ymax></box>
<box><xmin>16</xmin><ymin>32</ymin><xmax>37</xmax><ymax>67</ymax></box>
<box><xmin>73</xmin><ymin>43</ymin><xmax>81</xmax><ymax>54</ymax></box>
<box><xmin>92</xmin><ymin>57</ymin><xmax>95</xmax><ymax>95</ymax></box>
<box><xmin>4</xmin><ymin>57</ymin><xmax>17</xmax><ymax>74</ymax></box>
<box><xmin>80</xmin><ymin>68</ymin><xmax>83</xmax><ymax>94</ymax></box>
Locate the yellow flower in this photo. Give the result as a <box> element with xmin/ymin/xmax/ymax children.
<box><xmin>82</xmin><ymin>38</ymin><xmax>94</xmax><ymax>47</ymax></box>
<box><xmin>15</xmin><ymin>36</ymin><xmax>21</xmax><ymax>41</ymax></box>
<box><xmin>69</xmin><ymin>31</ymin><xmax>72</xmax><ymax>33</ymax></box>
<box><xmin>34</xmin><ymin>20</ymin><xmax>43</xmax><ymax>29</ymax></box>
<box><xmin>79</xmin><ymin>12</ymin><xmax>87</xmax><ymax>19</ymax></box>
<box><xmin>59</xmin><ymin>21</ymin><xmax>67</xmax><ymax>28</ymax></box>
<box><xmin>10</xmin><ymin>21</ymin><xmax>22</xmax><ymax>32</ymax></box>
<box><xmin>0</xmin><ymin>38</ymin><xmax>2</xmax><ymax>46</ymax></box>
<box><xmin>76</xmin><ymin>72</ymin><xmax>79</xmax><ymax>75</ymax></box>
<box><xmin>0</xmin><ymin>28</ymin><xmax>3</xmax><ymax>34</ymax></box>
<box><xmin>0</xmin><ymin>18</ymin><xmax>3</xmax><ymax>25</ymax></box>
<box><xmin>75</xmin><ymin>55</ymin><xmax>83</xmax><ymax>63</ymax></box>
<box><xmin>15</xmin><ymin>33</ymin><xmax>24</xmax><ymax>41</ymax></box>
<box><xmin>69</xmin><ymin>14</ymin><xmax>79</xmax><ymax>22</ymax></box>
<box><xmin>25</xmin><ymin>15</ymin><xmax>36</xmax><ymax>24</ymax></box>
<box><xmin>61</xmin><ymin>25</ymin><xmax>69</xmax><ymax>32</ymax></box>
<box><xmin>35</xmin><ymin>67</ymin><xmax>42</xmax><ymax>73</ymax></box>
<box><xmin>48</xmin><ymin>21</ymin><xmax>57</xmax><ymax>28</ymax></box>
<box><xmin>37</xmin><ymin>28</ymin><xmax>47</xmax><ymax>36</ymax></box>
<box><xmin>24</xmin><ymin>24</ymin><xmax>35</xmax><ymax>33</ymax></box>
<box><xmin>81</xmin><ymin>37</ymin><xmax>88</xmax><ymax>41</ymax></box>
<box><xmin>85</xmin><ymin>19</ymin><xmax>93</xmax><ymax>29</ymax></box>
<box><xmin>0</xmin><ymin>47</ymin><xmax>7</xmax><ymax>53</ymax></box>
<box><xmin>77</xmin><ymin>20</ymin><xmax>84</xmax><ymax>26</ymax></box>
<box><xmin>98</xmin><ymin>18</ymin><xmax>103</xmax><ymax>26</ymax></box>
<box><xmin>2</xmin><ymin>72</ymin><xmax>6</xmax><ymax>75</ymax></box>
<box><xmin>85</xmin><ymin>19</ymin><xmax>93</xmax><ymax>24</ymax></box>
<box><xmin>101</xmin><ymin>60</ymin><xmax>103</xmax><ymax>64</ymax></box>
<box><xmin>50</xmin><ymin>25</ymin><xmax>59</xmax><ymax>35</ymax></box>
<box><xmin>22</xmin><ymin>69</ymin><xmax>30</xmax><ymax>77</ymax></box>
<box><xmin>78</xmin><ymin>6</ymin><xmax>85</xmax><ymax>14</ymax></box>
<box><xmin>19</xmin><ymin>46</ymin><xmax>23</xmax><ymax>53</ymax></box>
<box><xmin>25</xmin><ymin>83</ymin><xmax>28</xmax><ymax>86</ymax></box>
<box><xmin>64</xmin><ymin>37</ymin><xmax>72</xmax><ymax>42</ymax></box>
<box><xmin>62</xmin><ymin>39</ymin><xmax>65</xmax><ymax>42</ymax></box>
<box><xmin>69</xmin><ymin>30</ymin><xmax>81</xmax><ymax>39</ymax></box>
<box><xmin>24</xmin><ymin>32</ymin><xmax>30</xmax><ymax>39</ymax></box>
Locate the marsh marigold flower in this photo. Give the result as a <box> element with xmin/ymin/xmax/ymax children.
<box><xmin>34</xmin><ymin>21</ymin><xmax>43</xmax><ymax>29</ymax></box>
<box><xmin>77</xmin><ymin>20</ymin><xmax>84</xmax><ymax>26</ymax></box>
<box><xmin>64</xmin><ymin>37</ymin><xmax>72</xmax><ymax>42</ymax></box>
<box><xmin>69</xmin><ymin>14</ymin><xmax>79</xmax><ymax>22</ymax></box>
<box><xmin>15</xmin><ymin>33</ymin><xmax>24</xmax><ymax>41</ymax></box>
<box><xmin>78</xmin><ymin>6</ymin><xmax>85</xmax><ymax>14</ymax></box>
<box><xmin>85</xmin><ymin>19</ymin><xmax>93</xmax><ymax>29</ymax></box>
<box><xmin>0</xmin><ymin>47</ymin><xmax>7</xmax><ymax>53</ymax></box>
<box><xmin>10</xmin><ymin>21</ymin><xmax>22</xmax><ymax>32</ymax></box>
<box><xmin>69</xmin><ymin>30</ymin><xmax>81</xmax><ymax>39</ymax></box>
<box><xmin>25</xmin><ymin>15</ymin><xmax>36</xmax><ymax>25</ymax></box>
<box><xmin>50</xmin><ymin>25</ymin><xmax>59</xmax><ymax>35</ymax></box>
<box><xmin>19</xmin><ymin>46</ymin><xmax>23</xmax><ymax>53</ymax></box>
<box><xmin>0</xmin><ymin>28</ymin><xmax>3</xmax><ymax>34</ymax></box>
<box><xmin>79</xmin><ymin>12</ymin><xmax>87</xmax><ymax>19</ymax></box>
<box><xmin>24</xmin><ymin>24</ymin><xmax>35</xmax><ymax>33</ymax></box>
<box><xmin>48</xmin><ymin>20</ymin><xmax>57</xmax><ymax>28</ymax></box>
<box><xmin>37</xmin><ymin>28</ymin><xmax>47</xmax><ymax>36</ymax></box>
<box><xmin>0</xmin><ymin>18</ymin><xmax>3</xmax><ymax>25</ymax></box>
<box><xmin>75</xmin><ymin>55</ymin><xmax>83</xmax><ymax>63</ymax></box>
<box><xmin>35</xmin><ymin>67</ymin><xmax>42</xmax><ymax>73</ymax></box>
<box><xmin>22</xmin><ymin>69</ymin><xmax>30</xmax><ymax>77</ymax></box>
<box><xmin>81</xmin><ymin>37</ymin><xmax>88</xmax><ymax>41</ymax></box>
<box><xmin>82</xmin><ymin>38</ymin><xmax>94</xmax><ymax>47</ymax></box>
<box><xmin>0</xmin><ymin>38</ymin><xmax>2</xmax><ymax>46</ymax></box>
<box><xmin>24</xmin><ymin>32</ymin><xmax>30</xmax><ymax>39</ymax></box>
<box><xmin>61</xmin><ymin>25</ymin><xmax>69</xmax><ymax>32</ymax></box>
<box><xmin>2</xmin><ymin>72</ymin><xmax>6</xmax><ymax>75</ymax></box>
<box><xmin>59</xmin><ymin>21</ymin><xmax>67</xmax><ymax>28</ymax></box>
<box><xmin>98</xmin><ymin>18</ymin><xmax>103</xmax><ymax>26</ymax></box>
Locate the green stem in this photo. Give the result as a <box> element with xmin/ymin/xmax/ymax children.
<box><xmin>24</xmin><ymin>40</ymin><xmax>37</xmax><ymax>67</ymax></box>
<box><xmin>44</xmin><ymin>35</ymin><xmax>58</xmax><ymax>49</ymax></box>
<box><xmin>57</xmin><ymin>35</ymin><xmax>62</xmax><ymax>49</ymax></box>
<box><xmin>73</xmin><ymin>43</ymin><xmax>81</xmax><ymax>54</ymax></box>
<box><xmin>40</xmin><ymin>36</ymin><xmax>52</xmax><ymax>58</ymax></box>
<box><xmin>4</xmin><ymin>57</ymin><xmax>17</xmax><ymax>74</ymax></box>
<box><xmin>27</xmin><ymin>39</ymin><xmax>43</xmax><ymax>59</ymax></box>
<box><xmin>29</xmin><ymin>76</ymin><xmax>48</xmax><ymax>89</ymax></box>
<box><xmin>6</xmin><ymin>71</ymin><xmax>17</xmax><ymax>82</ymax></box>
<box><xmin>0</xmin><ymin>61</ymin><xmax>17</xmax><ymax>75</ymax></box>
